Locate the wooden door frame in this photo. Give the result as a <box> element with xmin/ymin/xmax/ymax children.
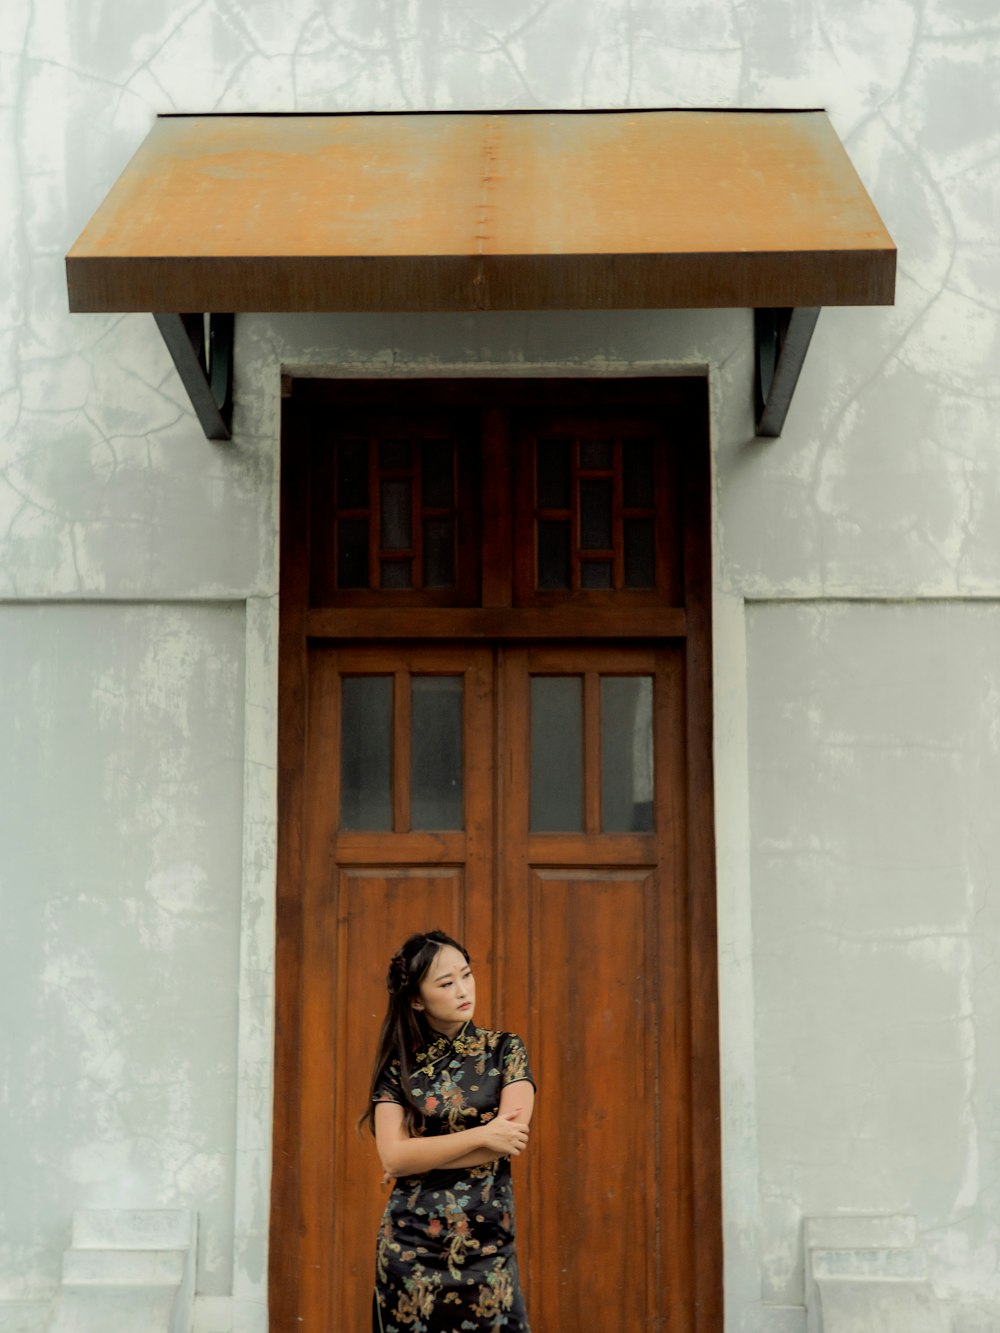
<box><xmin>269</xmin><ymin>376</ymin><xmax>722</xmax><ymax>1331</ymax></box>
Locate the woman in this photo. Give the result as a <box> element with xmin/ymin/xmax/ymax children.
<box><xmin>362</xmin><ymin>929</ymin><xmax>535</xmax><ymax>1332</ymax></box>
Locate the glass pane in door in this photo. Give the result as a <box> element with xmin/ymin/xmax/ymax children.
<box><xmin>340</xmin><ymin>676</ymin><xmax>393</xmax><ymax>830</ymax></box>
<box><xmin>600</xmin><ymin>676</ymin><xmax>654</xmax><ymax>832</ymax></box>
<box><xmin>411</xmin><ymin>676</ymin><xmax>464</xmax><ymax>830</ymax></box>
<box><xmin>530</xmin><ymin>676</ymin><xmax>583</xmax><ymax>831</ymax></box>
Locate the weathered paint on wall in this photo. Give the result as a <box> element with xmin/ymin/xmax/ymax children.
<box><xmin>747</xmin><ymin>603</ymin><xmax>1000</xmax><ymax>1325</ymax></box>
<box><xmin>0</xmin><ymin>605</ymin><xmax>245</xmax><ymax>1301</ymax></box>
<box><xmin>2</xmin><ymin>0</ymin><xmax>998</xmax><ymax>1330</ymax></box>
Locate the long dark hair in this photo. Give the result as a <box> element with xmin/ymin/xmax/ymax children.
<box><xmin>360</xmin><ymin>929</ymin><xmax>471</xmax><ymax>1136</ymax></box>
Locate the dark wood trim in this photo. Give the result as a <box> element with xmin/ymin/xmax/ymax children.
<box><xmin>681</xmin><ymin>382</ymin><xmax>724</xmax><ymax>1329</ymax></box>
<box><xmin>332</xmin><ymin>830</ymin><xmax>468</xmax><ymax>864</ymax></box>
<box><xmin>525</xmin><ymin>833</ymin><xmax>657</xmax><ymax>866</ymax></box>
<box><xmin>287</xmin><ymin>376</ymin><xmax>706</xmax><ymax>413</ymax></box>
<box><xmin>269</xmin><ymin>395</ymin><xmax>311</xmax><ymax>1330</ymax></box>
<box><xmin>305</xmin><ymin>606</ymin><xmax>686</xmax><ymax>640</ymax></box>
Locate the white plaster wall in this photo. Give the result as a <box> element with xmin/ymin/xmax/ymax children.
<box><xmin>746</xmin><ymin>604</ymin><xmax>1000</xmax><ymax>1330</ymax></box>
<box><xmin>2</xmin><ymin>0</ymin><xmax>999</xmax><ymax>1330</ymax></box>
<box><xmin>0</xmin><ymin>604</ymin><xmax>245</xmax><ymax>1300</ymax></box>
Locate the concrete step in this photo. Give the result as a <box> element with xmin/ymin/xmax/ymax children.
<box><xmin>47</xmin><ymin>1284</ymin><xmax>180</xmax><ymax>1333</ymax></box>
<box><xmin>815</xmin><ymin>1275</ymin><xmax>948</xmax><ymax>1333</ymax></box>
<box><xmin>805</xmin><ymin>1214</ymin><xmax>947</xmax><ymax>1333</ymax></box>
<box><xmin>805</xmin><ymin>1214</ymin><xmax>919</xmax><ymax>1254</ymax></box>
<box><xmin>49</xmin><ymin>1210</ymin><xmax>197</xmax><ymax>1333</ymax></box>
<box><xmin>812</xmin><ymin>1246</ymin><xmax>928</xmax><ymax>1281</ymax></box>
<box><xmin>61</xmin><ymin>1248</ymin><xmax>186</xmax><ymax>1286</ymax></box>
<box><xmin>71</xmin><ymin>1210</ymin><xmax>194</xmax><ymax>1251</ymax></box>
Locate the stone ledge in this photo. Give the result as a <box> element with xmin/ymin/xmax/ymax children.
<box><xmin>48</xmin><ymin>1210</ymin><xmax>197</xmax><ymax>1333</ymax></box>
<box><xmin>62</xmin><ymin>1250</ymin><xmax>187</xmax><ymax>1286</ymax></box>
<box><xmin>71</xmin><ymin>1211</ymin><xmax>195</xmax><ymax>1252</ymax></box>
<box><xmin>804</xmin><ymin>1215</ymin><xmax>918</xmax><ymax>1253</ymax></box>
<box><xmin>815</xmin><ymin>1276</ymin><xmax>947</xmax><ymax>1333</ymax></box>
<box><xmin>805</xmin><ymin>1214</ymin><xmax>947</xmax><ymax>1333</ymax></box>
<box><xmin>812</xmin><ymin>1247</ymin><xmax>928</xmax><ymax>1281</ymax></box>
<box><xmin>48</xmin><ymin>1285</ymin><xmax>181</xmax><ymax>1333</ymax></box>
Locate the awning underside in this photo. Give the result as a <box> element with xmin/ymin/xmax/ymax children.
<box><xmin>65</xmin><ymin>110</ymin><xmax>895</xmax><ymax>438</ymax></box>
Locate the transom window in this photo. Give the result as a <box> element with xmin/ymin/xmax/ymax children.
<box><xmin>513</xmin><ymin>413</ymin><xmax>682</xmax><ymax>606</ymax></box>
<box><xmin>533</xmin><ymin>435</ymin><xmax>655</xmax><ymax>590</ymax></box>
<box><xmin>306</xmin><ymin>401</ymin><xmax>683</xmax><ymax>610</ymax></box>
<box><xmin>309</xmin><ymin>415</ymin><xmax>478</xmax><ymax>605</ymax></box>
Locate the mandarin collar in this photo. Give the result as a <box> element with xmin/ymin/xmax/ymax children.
<box><xmin>417</xmin><ymin>1019</ymin><xmax>475</xmax><ymax>1066</ymax></box>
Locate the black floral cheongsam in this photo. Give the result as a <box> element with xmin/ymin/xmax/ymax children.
<box><xmin>372</xmin><ymin>1023</ymin><xmax>535</xmax><ymax>1333</ymax></box>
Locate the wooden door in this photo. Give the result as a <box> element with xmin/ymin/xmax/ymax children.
<box><xmin>272</xmin><ymin>377</ymin><xmax>721</xmax><ymax>1332</ymax></box>
<box><xmin>290</xmin><ymin>641</ymin><xmax>689</xmax><ymax>1330</ymax></box>
<box><xmin>499</xmin><ymin>645</ymin><xmax>690</xmax><ymax>1331</ymax></box>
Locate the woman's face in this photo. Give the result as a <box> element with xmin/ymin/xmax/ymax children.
<box><xmin>413</xmin><ymin>944</ymin><xmax>475</xmax><ymax>1037</ymax></box>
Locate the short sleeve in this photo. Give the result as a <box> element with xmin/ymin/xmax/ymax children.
<box><xmin>373</xmin><ymin>1057</ymin><xmax>404</xmax><ymax>1106</ymax></box>
<box><xmin>500</xmin><ymin>1033</ymin><xmax>535</xmax><ymax>1090</ymax></box>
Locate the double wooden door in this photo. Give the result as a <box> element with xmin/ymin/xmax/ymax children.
<box><xmin>273</xmin><ymin>376</ymin><xmax>721</xmax><ymax>1331</ymax></box>
<box><xmin>296</xmin><ymin>639</ymin><xmax>691</xmax><ymax>1330</ymax></box>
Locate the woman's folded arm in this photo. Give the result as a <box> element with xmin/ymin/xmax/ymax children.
<box><xmin>374</xmin><ymin>1094</ymin><xmax>532</xmax><ymax>1178</ymax></box>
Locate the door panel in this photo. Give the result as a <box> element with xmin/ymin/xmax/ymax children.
<box><xmin>499</xmin><ymin>644</ymin><xmax>692</xmax><ymax>1331</ymax></box>
<box><xmin>527</xmin><ymin>869</ymin><xmax>658</xmax><ymax>1332</ymax></box>
<box><xmin>298</xmin><ymin>646</ymin><xmax>495</xmax><ymax>1332</ymax></box>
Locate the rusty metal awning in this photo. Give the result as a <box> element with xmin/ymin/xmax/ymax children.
<box><xmin>66</xmin><ymin>110</ymin><xmax>895</xmax><ymax>439</ymax></box>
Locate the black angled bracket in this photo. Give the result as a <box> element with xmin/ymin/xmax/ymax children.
<box><xmin>154</xmin><ymin>312</ymin><xmax>234</xmax><ymax>441</ymax></box>
<box><xmin>151</xmin><ymin>307</ymin><xmax>816</xmax><ymax>442</ymax></box>
<box><xmin>754</xmin><ymin>307</ymin><xmax>821</xmax><ymax>438</ymax></box>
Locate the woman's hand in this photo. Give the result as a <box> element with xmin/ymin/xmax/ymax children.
<box><xmin>476</xmin><ymin>1109</ymin><xmax>530</xmax><ymax>1158</ymax></box>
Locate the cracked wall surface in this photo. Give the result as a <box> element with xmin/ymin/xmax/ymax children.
<box><xmin>747</xmin><ymin>604</ymin><xmax>1000</xmax><ymax>1324</ymax></box>
<box><xmin>1</xmin><ymin>0</ymin><xmax>998</xmax><ymax>1330</ymax></box>
<box><xmin>0</xmin><ymin>604</ymin><xmax>245</xmax><ymax>1302</ymax></box>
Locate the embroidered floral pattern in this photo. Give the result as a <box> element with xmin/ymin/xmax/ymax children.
<box><xmin>372</xmin><ymin>1026</ymin><xmax>534</xmax><ymax>1332</ymax></box>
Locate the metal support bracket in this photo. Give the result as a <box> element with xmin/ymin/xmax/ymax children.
<box><xmin>754</xmin><ymin>307</ymin><xmax>821</xmax><ymax>438</ymax></box>
<box><xmin>151</xmin><ymin>307</ymin><xmax>815</xmax><ymax>442</ymax></box>
<box><xmin>154</xmin><ymin>312</ymin><xmax>234</xmax><ymax>441</ymax></box>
